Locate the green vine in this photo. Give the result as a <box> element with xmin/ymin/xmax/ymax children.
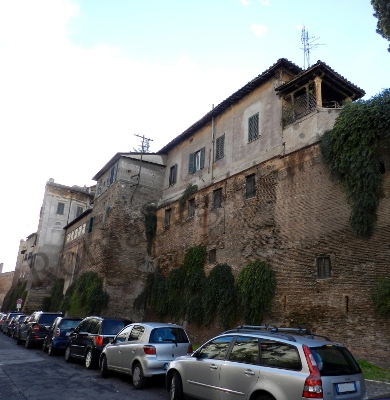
<box><xmin>179</xmin><ymin>184</ymin><xmax>198</xmax><ymax>206</ymax></box>
<box><xmin>61</xmin><ymin>271</ymin><xmax>109</xmax><ymax>317</ymax></box>
<box><xmin>3</xmin><ymin>280</ymin><xmax>28</xmax><ymax>312</ymax></box>
<box><xmin>372</xmin><ymin>277</ymin><xmax>390</xmax><ymax>317</ymax></box>
<box><xmin>236</xmin><ymin>260</ymin><xmax>276</xmax><ymax>325</ymax></box>
<box><xmin>135</xmin><ymin>245</ymin><xmax>275</xmax><ymax>329</ymax></box>
<box><xmin>320</xmin><ymin>89</ymin><xmax>390</xmax><ymax>237</ymax></box>
<box><xmin>42</xmin><ymin>279</ymin><xmax>64</xmax><ymax>312</ymax></box>
<box><xmin>144</xmin><ymin>210</ymin><xmax>157</xmax><ymax>255</ymax></box>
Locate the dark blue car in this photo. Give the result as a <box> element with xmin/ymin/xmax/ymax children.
<box><xmin>42</xmin><ymin>317</ymin><xmax>82</xmax><ymax>355</ymax></box>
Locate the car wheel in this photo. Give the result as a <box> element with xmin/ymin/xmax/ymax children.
<box><xmin>42</xmin><ymin>340</ymin><xmax>47</xmax><ymax>352</ymax></box>
<box><xmin>48</xmin><ymin>342</ymin><xmax>56</xmax><ymax>356</ymax></box>
<box><xmin>132</xmin><ymin>363</ymin><xmax>146</xmax><ymax>389</ymax></box>
<box><xmin>25</xmin><ymin>334</ymin><xmax>33</xmax><ymax>349</ymax></box>
<box><xmin>64</xmin><ymin>346</ymin><xmax>72</xmax><ymax>362</ymax></box>
<box><xmin>100</xmin><ymin>355</ymin><xmax>110</xmax><ymax>378</ymax></box>
<box><xmin>255</xmin><ymin>395</ymin><xmax>274</xmax><ymax>400</ymax></box>
<box><xmin>85</xmin><ymin>349</ymin><xmax>96</xmax><ymax>369</ymax></box>
<box><xmin>170</xmin><ymin>371</ymin><xmax>184</xmax><ymax>400</ymax></box>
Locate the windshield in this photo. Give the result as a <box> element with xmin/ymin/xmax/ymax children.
<box><xmin>310</xmin><ymin>345</ymin><xmax>361</xmax><ymax>376</ymax></box>
<box><xmin>149</xmin><ymin>327</ymin><xmax>189</xmax><ymax>344</ymax></box>
<box><xmin>39</xmin><ymin>314</ymin><xmax>61</xmax><ymax>325</ymax></box>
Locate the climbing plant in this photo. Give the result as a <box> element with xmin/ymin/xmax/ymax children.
<box><xmin>372</xmin><ymin>277</ymin><xmax>390</xmax><ymax>317</ymax></box>
<box><xmin>3</xmin><ymin>280</ymin><xmax>28</xmax><ymax>312</ymax></box>
<box><xmin>144</xmin><ymin>210</ymin><xmax>157</xmax><ymax>255</ymax></box>
<box><xmin>236</xmin><ymin>260</ymin><xmax>276</xmax><ymax>325</ymax></box>
<box><xmin>320</xmin><ymin>89</ymin><xmax>390</xmax><ymax>237</ymax></box>
<box><xmin>61</xmin><ymin>271</ymin><xmax>109</xmax><ymax>317</ymax></box>
<box><xmin>179</xmin><ymin>184</ymin><xmax>198</xmax><ymax>206</ymax></box>
<box><xmin>41</xmin><ymin>278</ymin><xmax>64</xmax><ymax>312</ymax></box>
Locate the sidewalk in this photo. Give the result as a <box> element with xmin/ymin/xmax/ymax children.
<box><xmin>366</xmin><ymin>380</ymin><xmax>390</xmax><ymax>398</ymax></box>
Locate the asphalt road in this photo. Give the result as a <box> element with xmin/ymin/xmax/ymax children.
<box><xmin>0</xmin><ymin>331</ymin><xmax>168</xmax><ymax>399</ymax></box>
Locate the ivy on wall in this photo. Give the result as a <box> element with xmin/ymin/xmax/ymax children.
<box><xmin>372</xmin><ymin>277</ymin><xmax>390</xmax><ymax>317</ymax></box>
<box><xmin>179</xmin><ymin>184</ymin><xmax>198</xmax><ymax>206</ymax></box>
<box><xmin>134</xmin><ymin>246</ymin><xmax>276</xmax><ymax>328</ymax></box>
<box><xmin>3</xmin><ymin>281</ymin><xmax>28</xmax><ymax>312</ymax></box>
<box><xmin>42</xmin><ymin>278</ymin><xmax>64</xmax><ymax>312</ymax></box>
<box><xmin>320</xmin><ymin>89</ymin><xmax>390</xmax><ymax>237</ymax></box>
<box><xmin>144</xmin><ymin>210</ymin><xmax>157</xmax><ymax>255</ymax></box>
<box><xmin>60</xmin><ymin>271</ymin><xmax>109</xmax><ymax>317</ymax></box>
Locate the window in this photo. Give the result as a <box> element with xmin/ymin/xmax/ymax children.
<box><xmin>317</xmin><ymin>256</ymin><xmax>331</xmax><ymax>279</ymax></box>
<box><xmin>213</xmin><ymin>188</ymin><xmax>223</xmax><ymax>209</ymax></box>
<box><xmin>208</xmin><ymin>249</ymin><xmax>216</xmax><ymax>264</ymax></box>
<box><xmin>248</xmin><ymin>113</ymin><xmax>259</xmax><ymax>142</ymax></box>
<box><xmin>229</xmin><ymin>336</ymin><xmax>259</xmax><ymax>364</ymax></box>
<box><xmin>97</xmin><ymin>179</ymin><xmax>102</xmax><ymax>196</ymax></box>
<box><xmin>107</xmin><ymin>163</ymin><xmax>118</xmax><ymax>187</ymax></box>
<box><xmin>76</xmin><ymin>206</ymin><xmax>83</xmax><ymax>217</ymax></box>
<box><xmin>56</xmin><ymin>202</ymin><xmax>65</xmax><ymax>215</ymax></box>
<box><xmin>215</xmin><ymin>134</ymin><xmax>225</xmax><ymax>161</ymax></box>
<box><xmin>188</xmin><ymin>198</ymin><xmax>195</xmax><ymax>218</ymax></box>
<box><xmin>260</xmin><ymin>339</ymin><xmax>301</xmax><ymax>370</ymax></box>
<box><xmin>114</xmin><ymin>326</ymin><xmax>132</xmax><ymax>343</ymax></box>
<box><xmin>198</xmin><ymin>336</ymin><xmax>233</xmax><ymax>360</ymax></box>
<box><xmin>189</xmin><ymin>147</ymin><xmax>205</xmax><ymax>173</ymax></box>
<box><xmin>245</xmin><ymin>174</ymin><xmax>256</xmax><ymax>199</ymax></box>
<box><xmin>88</xmin><ymin>216</ymin><xmax>94</xmax><ymax>233</ymax></box>
<box><xmin>129</xmin><ymin>325</ymin><xmax>145</xmax><ymax>341</ymax></box>
<box><xmin>169</xmin><ymin>164</ymin><xmax>178</xmax><ymax>186</ymax></box>
<box><xmin>164</xmin><ymin>209</ymin><xmax>171</xmax><ymax>227</ymax></box>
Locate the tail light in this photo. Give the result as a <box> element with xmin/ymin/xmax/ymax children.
<box><xmin>94</xmin><ymin>335</ymin><xmax>104</xmax><ymax>347</ymax></box>
<box><xmin>33</xmin><ymin>325</ymin><xmax>40</xmax><ymax>332</ymax></box>
<box><xmin>143</xmin><ymin>345</ymin><xmax>156</xmax><ymax>355</ymax></box>
<box><xmin>188</xmin><ymin>344</ymin><xmax>193</xmax><ymax>353</ymax></box>
<box><xmin>55</xmin><ymin>328</ymin><xmax>60</xmax><ymax>337</ymax></box>
<box><xmin>302</xmin><ymin>345</ymin><xmax>323</xmax><ymax>399</ymax></box>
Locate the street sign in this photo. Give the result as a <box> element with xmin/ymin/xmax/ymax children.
<box><xmin>17</xmin><ymin>299</ymin><xmax>23</xmax><ymax>304</ymax></box>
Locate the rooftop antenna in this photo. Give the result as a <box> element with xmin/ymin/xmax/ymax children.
<box><xmin>300</xmin><ymin>26</ymin><xmax>325</xmax><ymax>69</ymax></box>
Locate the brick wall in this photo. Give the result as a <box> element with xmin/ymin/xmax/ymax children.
<box><xmin>154</xmin><ymin>143</ymin><xmax>390</xmax><ymax>367</ymax></box>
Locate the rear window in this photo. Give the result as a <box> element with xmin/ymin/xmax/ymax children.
<box><xmin>310</xmin><ymin>345</ymin><xmax>361</xmax><ymax>376</ymax></box>
<box><xmin>60</xmin><ymin>319</ymin><xmax>82</xmax><ymax>329</ymax></box>
<box><xmin>149</xmin><ymin>327</ymin><xmax>189</xmax><ymax>344</ymax></box>
<box><xmin>39</xmin><ymin>314</ymin><xmax>62</xmax><ymax>325</ymax></box>
<box><xmin>101</xmin><ymin>320</ymin><xmax>131</xmax><ymax>335</ymax></box>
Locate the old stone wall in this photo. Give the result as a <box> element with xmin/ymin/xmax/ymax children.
<box><xmin>0</xmin><ymin>271</ymin><xmax>14</xmax><ymax>310</ymax></box>
<box><xmin>154</xmin><ymin>143</ymin><xmax>390</xmax><ymax>367</ymax></box>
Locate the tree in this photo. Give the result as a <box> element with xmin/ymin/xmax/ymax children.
<box><xmin>371</xmin><ymin>0</ymin><xmax>390</xmax><ymax>52</ymax></box>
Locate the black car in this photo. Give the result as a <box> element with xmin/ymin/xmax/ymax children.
<box><xmin>18</xmin><ymin>311</ymin><xmax>63</xmax><ymax>348</ymax></box>
<box><xmin>2</xmin><ymin>312</ymin><xmax>24</xmax><ymax>336</ymax></box>
<box><xmin>42</xmin><ymin>317</ymin><xmax>82</xmax><ymax>355</ymax></box>
<box><xmin>12</xmin><ymin>315</ymin><xmax>29</xmax><ymax>340</ymax></box>
<box><xmin>65</xmin><ymin>316</ymin><xmax>132</xmax><ymax>369</ymax></box>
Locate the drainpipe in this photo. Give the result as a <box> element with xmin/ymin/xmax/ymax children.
<box><xmin>211</xmin><ymin>104</ymin><xmax>215</xmax><ymax>181</ymax></box>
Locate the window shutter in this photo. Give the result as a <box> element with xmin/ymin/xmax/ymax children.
<box><xmin>200</xmin><ymin>147</ymin><xmax>205</xmax><ymax>169</ymax></box>
<box><xmin>172</xmin><ymin>164</ymin><xmax>177</xmax><ymax>184</ymax></box>
<box><xmin>112</xmin><ymin>163</ymin><xmax>118</xmax><ymax>184</ymax></box>
<box><xmin>189</xmin><ymin>153</ymin><xmax>195</xmax><ymax>174</ymax></box>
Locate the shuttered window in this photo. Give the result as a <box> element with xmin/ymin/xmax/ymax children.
<box><xmin>169</xmin><ymin>164</ymin><xmax>178</xmax><ymax>186</ymax></box>
<box><xmin>56</xmin><ymin>202</ymin><xmax>65</xmax><ymax>215</ymax></box>
<box><xmin>316</xmin><ymin>256</ymin><xmax>331</xmax><ymax>279</ymax></box>
<box><xmin>107</xmin><ymin>163</ymin><xmax>118</xmax><ymax>187</ymax></box>
<box><xmin>215</xmin><ymin>134</ymin><xmax>225</xmax><ymax>161</ymax></box>
<box><xmin>189</xmin><ymin>147</ymin><xmax>205</xmax><ymax>173</ymax></box>
<box><xmin>248</xmin><ymin>113</ymin><xmax>259</xmax><ymax>142</ymax></box>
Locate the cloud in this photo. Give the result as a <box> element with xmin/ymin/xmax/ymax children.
<box><xmin>259</xmin><ymin>0</ymin><xmax>270</xmax><ymax>5</ymax></box>
<box><xmin>239</xmin><ymin>0</ymin><xmax>251</xmax><ymax>5</ymax></box>
<box><xmin>251</xmin><ymin>24</ymin><xmax>268</xmax><ymax>37</ymax></box>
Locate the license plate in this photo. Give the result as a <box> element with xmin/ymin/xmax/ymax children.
<box><xmin>336</xmin><ymin>382</ymin><xmax>357</xmax><ymax>394</ymax></box>
<box><xmin>163</xmin><ymin>363</ymin><xmax>168</xmax><ymax>370</ymax></box>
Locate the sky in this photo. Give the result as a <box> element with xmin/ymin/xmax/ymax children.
<box><xmin>0</xmin><ymin>0</ymin><xmax>389</xmax><ymax>272</ymax></box>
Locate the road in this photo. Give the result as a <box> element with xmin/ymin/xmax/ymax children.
<box><xmin>0</xmin><ymin>331</ymin><xmax>168</xmax><ymax>399</ymax></box>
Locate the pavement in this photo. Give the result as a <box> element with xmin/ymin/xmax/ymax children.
<box><xmin>366</xmin><ymin>380</ymin><xmax>390</xmax><ymax>398</ymax></box>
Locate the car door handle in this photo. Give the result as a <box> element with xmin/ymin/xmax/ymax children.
<box><xmin>245</xmin><ymin>370</ymin><xmax>255</xmax><ymax>376</ymax></box>
<box><xmin>210</xmin><ymin>364</ymin><xmax>218</xmax><ymax>370</ymax></box>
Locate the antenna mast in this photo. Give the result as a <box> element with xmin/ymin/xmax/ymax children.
<box><xmin>301</xmin><ymin>26</ymin><xmax>324</xmax><ymax>69</ymax></box>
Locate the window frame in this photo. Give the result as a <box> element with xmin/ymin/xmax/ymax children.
<box><xmin>169</xmin><ymin>164</ymin><xmax>178</xmax><ymax>186</ymax></box>
<box><xmin>213</xmin><ymin>188</ymin><xmax>223</xmax><ymax>209</ymax></box>
<box><xmin>316</xmin><ymin>256</ymin><xmax>331</xmax><ymax>279</ymax></box>
<box><xmin>107</xmin><ymin>163</ymin><xmax>118</xmax><ymax>187</ymax></box>
<box><xmin>188</xmin><ymin>198</ymin><xmax>195</xmax><ymax>218</ymax></box>
<box><xmin>208</xmin><ymin>248</ymin><xmax>216</xmax><ymax>264</ymax></box>
<box><xmin>189</xmin><ymin>147</ymin><xmax>205</xmax><ymax>174</ymax></box>
<box><xmin>245</xmin><ymin>174</ymin><xmax>256</xmax><ymax>199</ymax></box>
<box><xmin>56</xmin><ymin>202</ymin><xmax>65</xmax><ymax>215</ymax></box>
<box><xmin>164</xmin><ymin>209</ymin><xmax>171</xmax><ymax>227</ymax></box>
<box><xmin>215</xmin><ymin>133</ymin><xmax>225</xmax><ymax>161</ymax></box>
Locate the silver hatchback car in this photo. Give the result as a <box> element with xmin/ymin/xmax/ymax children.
<box><xmin>166</xmin><ymin>325</ymin><xmax>366</xmax><ymax>400</ymax></box>
<box><xmin>100</xmin><ymin>322</ymin><xmax>192</xmax><ymax>389</ymax></box>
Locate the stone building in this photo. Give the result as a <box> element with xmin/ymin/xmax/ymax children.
<box><xmin>151</xmin><ymin>58</ymin><xmax>390</xmax><ymax>366</ymax></box>
<box><xmin>61</xmin><ymin>152</ymin><xmax>165</xmax><ymax>320</ymax></box>
<box><xmin>0</xmin><ymin>264</ymin><xmax>14</xmax><ymax>311</ymax></box>
<box><xmin>22</xmin><ymin>179</ymin><xmax>94</xmax><ymax>313</ymax></box>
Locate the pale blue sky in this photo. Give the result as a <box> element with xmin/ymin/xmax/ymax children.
<box><xmin>0</xmin><ymin>0</ymin><xmax>389</xmax><ymax>272</ymax></box>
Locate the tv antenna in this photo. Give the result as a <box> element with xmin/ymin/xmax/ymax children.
<box><xmin>301</xmin><ymin>26</ymin><xmax>325</xmax><ymax>69</ymax></box>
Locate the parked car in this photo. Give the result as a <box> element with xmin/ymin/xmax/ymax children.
<box><xmin>12</xmin><ymin>315</ymin><xmax>29</xmax><ymax>340</ymax></box>
<box><xmin>42</xmin><ymin>317</ymin><xmax>82</xmax><ymax>355</ymax></box>
<box><xmin>166</xmin><ymin>325</ymin><xmax>366</xmax><ymax>400</ymax></box>
<box><xmin>0</xmin><ymin>313</ymin><xmax>6</xmax><ymax>332</ymax></box>
<box><xmin>99</xmin><ymin>322</ymin><xmax>192</xmax><ymax>389</ymax></box>
<box><xmin>2</xmin><ymin>312</ymin><xmax>24</xmax><ymax>336</ymax></box>
<box><xmin>5</xmin><ymin>316</ymin><xmax>20</xmax><ymax>337</ymax></box>
<box><xmin>18</xmin><ymin>311</ymin><xmax>63</xmax><ymax>348</ymax></box>
<box><xmin>64</xmin><ymin>316</ymin><xmax>132</xmax><ymax>369</ymax></box>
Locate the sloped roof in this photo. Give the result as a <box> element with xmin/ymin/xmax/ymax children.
<box><xmin>158</xmin><ymin>58</ymin><xmax>302</xmax><ymax>153</ymax></box>
<box><xmin>275</xmin><ymin>60</ymin><xmax>365</xmax><ymax>99</ymax></box>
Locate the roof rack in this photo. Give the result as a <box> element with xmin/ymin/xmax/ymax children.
<box><xmin>223</xmin><ymin>325</ymin><xmax>331</xmax><ymax>342</ymax></box>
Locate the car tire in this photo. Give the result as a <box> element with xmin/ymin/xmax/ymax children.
<box><xmin>48</xmin><ymin>342</ymin><xmax>56</xmax><ymax>356</ymax></box>
<box><xmin>16</xmin><ymin>336</ymin><xmax>22</xmax><ymax>345</ymax></box>
<box><xmin>132</xmin><ymin>362</ymin><xmax>146</xmax><ymax>389</ymax></box>
<box><xmin>25</xmin><ymin>334</ymin><xmax>33</xmax><ymax>349</ymax></box>
<box><xmin>170</xmin><ymin>371</ymin><xmax>184</xmax><ymax>400</ymax></box>
<box><xmin>64</xmin><ymin>346</ymin><xmax>72</xmax><ymax>362</ymax></box>
<box><xmin>42</xmin><ymin>340</ymin><xmax>47</xmax><ymax>352</ymax></box>
<box><xmin>85</xmin><ymin>349</ymin><xmax>96</xmax><ymax>369</ymax></box>
<box><xmin>100</xmin><ymin>355</ymin><xmax>110</xmax><ymax>378</ymax></box>
<box><xmin>255</xmin><ymin>395</ymin><xmax>274</xmax><ymax>400</ymax></box>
